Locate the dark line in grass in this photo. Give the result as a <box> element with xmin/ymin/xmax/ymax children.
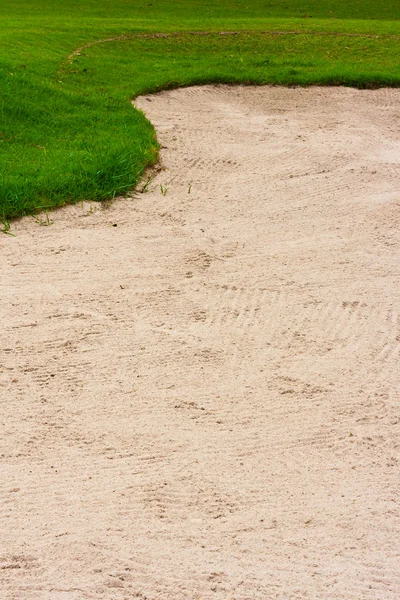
<box><xmin>68</xmin><ymin>29</ymin><xmax>400</xmax><ymax>61</ymax></box>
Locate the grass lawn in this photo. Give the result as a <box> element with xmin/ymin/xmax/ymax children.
<box><xmin>0</xmin><ymin>0</ymin><xmax>399</xmax><ymax>223</ymax></box>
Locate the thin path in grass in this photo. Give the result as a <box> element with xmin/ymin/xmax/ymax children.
<box><xmin>2</xmin><ymin>85</ymin><xmax>400</xmax><ymax>599</ymax></box>
<box><xmin>68</xmin><ymin>28</ymin><xmax>400</xmax><ymax>61</ymax></box>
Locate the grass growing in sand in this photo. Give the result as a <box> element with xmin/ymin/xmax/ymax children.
<box><xmin>0</xmin><ymin>0</ymin><xmax>399</xmax><ymax>222</ymax></box>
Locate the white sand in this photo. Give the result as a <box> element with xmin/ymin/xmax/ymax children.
<box><xmin>1</xmin><ymin>86</ymin><xmax>400</xmax><ymax>599</ymax></box>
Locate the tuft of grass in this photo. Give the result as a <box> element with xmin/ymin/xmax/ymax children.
<box><xmin>0</xmin><ymin>217</ymin><xmax>14</xmax><ymax>236</ymax></box>
<box><xmin>160</xmin><ymin>184</ymin><xmax>169</xmax><ymax>197</ymax></box>
<box><xmin>0</xmin><ymin>0</ymin><xmax>399</xmax><ymax>220</ymax></box>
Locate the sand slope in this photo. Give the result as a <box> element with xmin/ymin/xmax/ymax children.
<box><xmin>1</xmin><ymin>86</ymin><xmax>400</xmax><ymax>599</ymax></box>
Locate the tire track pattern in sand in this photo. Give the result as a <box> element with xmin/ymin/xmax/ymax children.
<box><xmin>1</xmin><ymin>86</ymin><xmax>400</xmax><ymax>599</ymax></box>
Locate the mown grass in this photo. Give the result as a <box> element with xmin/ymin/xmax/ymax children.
<box><xmin>0</xmin><ymin>0</ymin><xmax>399</xmax><ymax>222</ymax></box>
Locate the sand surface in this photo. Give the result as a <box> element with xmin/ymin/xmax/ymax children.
<box><xmin>1</xmin><ymin>86</ymin><xmax>400</xmax><ymax>599</ymax></box>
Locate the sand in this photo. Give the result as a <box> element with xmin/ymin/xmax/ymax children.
<box><xmin>1</xmin><ymin>86</ymin><xmax>400</xmax><ymax>599</ymax></box>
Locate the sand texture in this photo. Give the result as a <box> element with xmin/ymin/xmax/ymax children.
<box><xmin>1</xmin><ymin>86</ymin><xmax>400</xmax><ymax>599</ymax></box>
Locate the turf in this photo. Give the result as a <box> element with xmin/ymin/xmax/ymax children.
<box><xmin>0</xmin><ymin>1</ymin><xmax>399</xmax><ymax>222</ymax></box>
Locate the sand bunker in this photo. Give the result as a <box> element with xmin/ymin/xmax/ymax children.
<box><xmin>1</xmin><ymin>86</ymin><xmax>400</xmax><ymax>599</ymax></box>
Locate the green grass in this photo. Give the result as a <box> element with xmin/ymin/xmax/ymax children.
<box><xmin>1</xmin><ymin>1</ymin><xmax>399</xmax><ymax>222</ymax></box>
